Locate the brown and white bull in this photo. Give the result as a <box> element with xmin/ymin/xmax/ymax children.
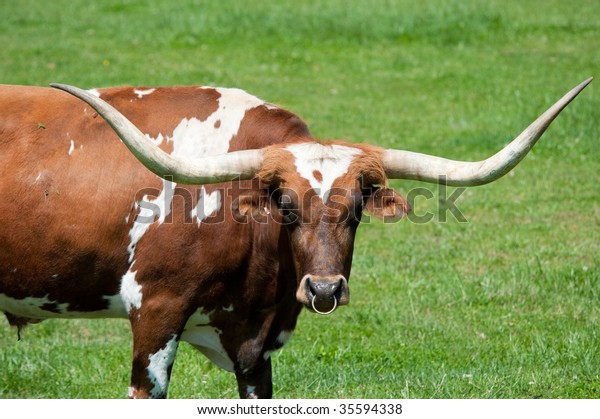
<box><xmin>0</xmin><ymin>78</ymin><xmax>591</xmax><ymax>398</ymax></box>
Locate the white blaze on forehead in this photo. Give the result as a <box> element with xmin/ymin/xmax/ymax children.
<box><xmin>147</xmin><ymin>334</ymin><xmax>179</xmax><ymax>398</ymax></box>
<box><xmin>133</xmin><ymin>88</ymin><xmax>156</xmax><ymax>99</ymax></box>
<box><xmin>285</xmin><ymin>143</ymin><xmax>363</xmax><ymax>202</ymax></box>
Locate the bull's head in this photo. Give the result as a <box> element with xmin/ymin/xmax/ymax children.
<box><xmin>52</xmin><ymin>78</ymin><xmax>591</xmax><ymax>314</ymax></box>
<box><xmin>255</xmin><ymin>141</ymin><xmax>410</xmax><ymax>314</ymax></box>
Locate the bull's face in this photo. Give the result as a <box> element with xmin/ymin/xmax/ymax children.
<box><xmin>258</xmin><ymin>142</ymin><xmax>410</xmax><ymax>314</ymax></box>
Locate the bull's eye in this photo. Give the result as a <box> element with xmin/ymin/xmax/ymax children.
<box><xmin>278</xmin><ymin>194</ymin><xmax>292</xmax><ymax>207</ymax></box>
<box><xmin>277</xmin><ymin>194</ymin><xmax>299</xmax><ymax>225</ymax></box>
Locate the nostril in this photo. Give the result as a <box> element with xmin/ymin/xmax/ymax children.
<box><xmin>334</xmin><ymin>277</ymin><xmax>343</xmax><ymax>290</ymax></box>
<box><xmin>307</xmin><ymin>278</ymin><xmax>317</xmax><ymax>297</ymax></box>
<box><xmin>334</xmin><ymin>278</ymin><xmax>343</xmax><ymax>295</ymax></box>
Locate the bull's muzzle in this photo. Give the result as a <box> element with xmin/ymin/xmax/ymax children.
<box><xmin>296</xmin><ymin>274</ymin><xmax>349</xmax><ymax>315</ymax></box>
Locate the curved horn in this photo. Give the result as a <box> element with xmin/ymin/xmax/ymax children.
<box><xmin>383</xmin><ymin>77</ymin><xmax>592</xmax><ymax>186</ymax></box>
<box><xmin>50</xmin><ymin>83</ymin><xmax>264</xmax><ymax>185</ymax></box>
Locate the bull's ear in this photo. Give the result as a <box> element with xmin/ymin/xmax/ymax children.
<box><xmin>232</xmin><ymin>194</ymin><xmax>256</xmax><ymax>218</ymax></box>
<box><xmin>364</xmin><ymin>187</ymin><xmax>410</xmax><ymax>222</ymax></box>
<box><xmin>232</xmin><ymin>192</ymin><xmax>271</xmax><ymax>223</ymax></box>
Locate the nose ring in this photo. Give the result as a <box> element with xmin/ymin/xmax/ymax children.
<box><xmin>311</xmin><ymin>295</ymin><xmax>338</xmax><ymax>315</ymax></box>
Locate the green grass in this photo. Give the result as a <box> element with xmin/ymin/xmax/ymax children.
<box><xmin>1</xmin><ymin>0</ymin><xmax>599</xmax><ymax>399</ymax></box>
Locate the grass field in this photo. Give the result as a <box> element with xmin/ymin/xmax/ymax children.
<box><xmin>0</xmin><ymin>0</ymin><xmax>598</xmax><ymax>399</ymax></box>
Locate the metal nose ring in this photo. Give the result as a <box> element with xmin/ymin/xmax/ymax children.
<box><xmin>311</xmin><ymin>295</ymin><xmax>338</xmax><ymax>315</ymax></box>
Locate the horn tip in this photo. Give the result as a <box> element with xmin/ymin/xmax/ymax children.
<box><xmin>50</xmin><ymin>83</ymin><xmax>79</xmax><ymax>95</ymax></box>
<box><xmin>561</xmin><ymin>77</ymin><xmax>593</xmax><ymax>105</ymax></box>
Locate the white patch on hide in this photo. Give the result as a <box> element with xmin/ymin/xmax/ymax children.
<box><xmin>119</xmin><ymin>87</ymin><xmax>268</xmax><ymax>323</ymax></box>
<box><xmin>191</xmin><ymin>187</ymin><xmax>222</xmax><ymax>226</ymax></box>
<box><xmin>182</xmin><ymin>309</ymin><xmax>233</xmax><ymax>372</ymax></box>
<box><xmin>246</xmin><ymin>385</ymin><xmax>257</xmax><ymax>398</ymax></box>
<box><xmin>120</xmin><ymin>268</ymin><xmax>143</xmax><ymax>313</ymax></box>
<box><xmin>147</xmin><ymin>334</ymin><xmax>179</xmax><ymax>398</ymax></box>
<box><xmin>170</xmin><ymin>86</ymin><xmax>264</xmax><ymax>159</ymax></box>
<box><xmin>124</xmin><ymin>87</ymin><xmax>263</xmax><ymax>256</ymax></box>
<box><xmin>0</xmin><ymin>293</ymin><xmax>126</xmax><ymax>319</ymax></box>
<box><xmin>134</xmin><ymin>88</ymin><xmax>156</xmax><ymax>99</ymax></box>
<box><xmin>126</xmin><ymin>178</ymin><xmax>175</xmax><ymax>263</ymax></box>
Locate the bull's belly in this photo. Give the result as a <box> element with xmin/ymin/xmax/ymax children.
<box><xmin>0</xmin><ymin>293</ymin><xmax>128</xmax><ymax>320</ymax></box>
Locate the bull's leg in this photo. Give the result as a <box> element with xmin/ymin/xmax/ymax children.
<box><xmin>127</xmin><ymin>302</ymin><xmax>189</xmax><ymax>399</ymax></box>
<box><xmin>235</xmin><ymin>358</ymin><xmax>273</xmax><ymax>399</ymax></box>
